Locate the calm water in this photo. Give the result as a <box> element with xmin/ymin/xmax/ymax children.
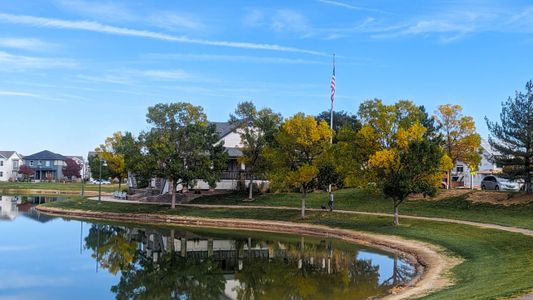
<box><xmin>0</xmin><ymin>195</ymin><xmax>416</xmax><ymax>300</ymax></box>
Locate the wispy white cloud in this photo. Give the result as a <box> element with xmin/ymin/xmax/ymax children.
<box><xmin>76</xmin><ymin>68</ymin><xmax>194</xmax><ymax>85</ymax></box>
<box><xmin>317</xmin><ymin>0</ymin><xmax>389</xmax><ymax>14</ymax></box>
<box><xmin>0</xmin><ymin>51</ymin><xmax>77</xmax><ymax>69</ymax></box>
<box><xmin>0</xmin><ymin>91</ymin><xmax>39</xmax><ymax>97</ymax></box>
<box><xmin>0</xmin><ymin>13</ymin><xmax>326</xmax><ymax>56</ymax></box>
<box><xmin>0</xmin><ymin>37</ymin><xmax>56</xmax><ymax>51</ymax></box>
<box><xmin>148</xmin><ymin>12</ymin><xmax>204</xmax><ymax>31</ymax></box>
<box><xmin>145</xmin><ymin>53</ymin><xmax>324</xmax><ymax>64</ymax></box>
<box><xmin>271</xmin><ymin>10</ymin><xmax>310</xmax><ymax>34</ymax></box>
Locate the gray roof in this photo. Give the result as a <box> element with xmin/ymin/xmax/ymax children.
<box><xmin>23</xmin><ymin>150</ymin><xmax>67</xmax><ymax>161</ymax></box>
<box><xmin>0</xmin><ymin>151</ymin><xmax>16</xmax><ymax>159</ymax></box>
<box><xmin>211</xmin><ymin>122</ymin><xmax>235</xmax><ymax>139</ymax></box>
<box><xmin>226</xmin><ymin>147</ymin><xmax>243</xmax><ymax>158</ymax></box>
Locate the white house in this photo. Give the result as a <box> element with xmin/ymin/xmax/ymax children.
<box><xmin>0</xmin><ymin>151</ymin><xmax>24</xmax><ymax>182</ymax></box>
<box><xmin>451</xmin><ymin>139</ymin><xmax>502</xmax><ymax>188</ymax></box>
<box><xmin>160</xmin><ymin>122</ymin><xmax>268</xmax><ymax>192</ymax></box>
<box><xmin>0</xmin><ymin>195</ymin><xmax>21</xmax><ymax>220</ymax></box>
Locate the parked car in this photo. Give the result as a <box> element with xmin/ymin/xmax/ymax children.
<box><xmin>480</xmin><ymin>176</ymin><xmax>522</xmax><ymax>191</ymax></box>
<box><xmin>90</xmin><ymin>179</ymin><xmax>111</xmax><ymax>185</ymax></box>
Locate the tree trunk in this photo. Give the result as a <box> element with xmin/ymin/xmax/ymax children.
<box><xmin>171</xmin><ymin>179</ymin><xmax>176</xmax><ymax>209</ymax></box>
<box><xmin>393</xmin><ymin>202</ymin><xmax>400</xmax><ymax>226</ymax></box>
<box><xmin>118</xmin><ymin>177</ymin><xmax>122</xmax><ymax>190</ymax></box>
<box><xmin>248</xmin><ymin>178</ymin><xmax>253</xmax><ymax>200</ymax></box>
<box><xmin>301</xmin><ymin>190</ymin><xmax>306</xmax><ymax>218</ymax></box>
<box><xmin>447</xmin><ymin>169</ymin><xmax>452</xmax><ymax>190</ymax></box>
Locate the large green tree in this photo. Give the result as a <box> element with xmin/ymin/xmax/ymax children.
<box><xmin>265</xmin><ymin>113</ymin><xmax>332</xmax><ymax>218</ymax></box>
<box><xmin>315</xmin><ymin>110</ymin><xmax>361</xmax><ymax>143</ymax></box>
<box><xmin>118</xmin><ymin>132</ymin><xmax>153</xmax><ymax>189</ymax></box>
<box><xmin>487</xmin><ymin>81</ymin><xmax>533</xmax><ymax>193</ymax></box>
<box><xmin>434</xmin><ymin>104</ymin><xmax>481</xmax><ymax>189</ymax></box>
<box><xmin>229</xmin><ymin>101</ymin><xmax>282</xmax><ymax>200</ymax></box>
<box><xmin>144</xmin><ymin>102</ymin><xmax>227</xmax><ymax>208</ymax></box>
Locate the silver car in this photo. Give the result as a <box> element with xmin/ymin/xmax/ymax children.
<box><xmin>480</xmin><ymin>176</ymin><xmax>522</xmax><ymax>191</ymax></box>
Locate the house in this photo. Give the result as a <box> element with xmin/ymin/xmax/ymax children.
<box><xmin>451</xmin><ymin>139</ymin><xmax>502</xmax><ymax>188</ymax></box>
<box><xmin>0</xmin><ymin>151</ymin><xmax>24</xmax><ymax>182</ymax></box>
<box><xmin>22</xmin><ymin>150</ymin><xmax>68</xmax><ymax>181</ymax></box>
<box><xmin>159</xmin><ymin>122</ymin><xmax>267</xmax><ymax>192</ymax></box>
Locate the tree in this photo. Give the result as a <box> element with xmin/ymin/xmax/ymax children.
<box><xmin>265</xmin><ymin>113</ymin><xmax>332</xmax><ymax>218</ymax></box>
<box><xmin>434</xmin><ymin>104</ymin><xmax>481</xmax><ymax>189</ymax></box>
<box><xmin>369</xmin><ymin>132</ymin><xmax>443</xmax><ymax>226</ymax></box>
<box><xmin>62</xmin><ymin>158</ymin><xmax>81</xmax><ymax>179</ymax></box>
<box><xmin>486</xmin><ymin>81</ymin><xmax>533</xmax><ymax>193</ymax></box>
<box><xmin>18</xmin><ymin>165</ymin><xmax>34</xmax><ymax>181</ymax></box>
<box><xmin>118</xmin><ymin>132</ymin><xmax>152</xmax><ymax>189</ymax></box>
<box><xmin>143</xmin><ymin>102</ymin><xmax>227</xmax><ymax>208</ymax></box>
<box><xmin>96</xmin><ymin>132</ymin><xmax>128</xmax><ymax>189</ymax></box>
<box><xmin>88</xmin><ymin>153</ymin><xmax>111</xmax><ymax>181</ymax></box>
<box><xmin>358</xmin><ymin>100</ymin><xmax>443</xmax><ymax>225</ymax></box>
<box><xmin>358</xmin><ymin>99</ymin><xmax>425</xmax><ymax>148</ymax></box>
<box><xmin>229</xmin><ymin>101</ymin><xmax>282</xmax><ymax>200</ymax></box>
<box><xmin>315</xmin><ymin>110</ymin><xmax>361</xmax><ymax>142</ymax></box>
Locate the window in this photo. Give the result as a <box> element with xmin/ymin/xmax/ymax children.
<box><xmin>0</xmin><ymin>171</ymin><xmax>3</xmax><ymax>177</ymax></box>
<box><xmin>456</xmin><ymin>165</ymin><xmax>464</xmax><ymax>173</ymax></box>
<box><xmin>30</xmin><ymin>160</ymin><xmax>34</xmax><ymax>166</ymax></box>
<box><xmin>38</xmin><ymin>160</ymin><xmax>42</xmax><ymax>166</ymax></box>
<box><xmin>0</xmin><ymin>161</ymin><xmax>3</xmax><ymax>166</ymax></box>
<box><xmin>45</xmin><ymin>161</ymin><xmax>50</xmax><ymax>167</ymax></box>
<box><xmin>13</xmin><ymin>160</ymin><xmax>19</xmax><ymax>168</ymax></box>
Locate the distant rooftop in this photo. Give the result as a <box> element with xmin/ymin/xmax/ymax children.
<box><xmin>211</xmin><ymin>122</ymin><xmax>235</xmax><ymax>139</ymax></box>
<box><xmin>0</xmin><ymin>151</ymin><xmax>16</xmax><ymax>159</ymax></box>
<box><xmin>23</xmin><ymin>150</ymin><xmax>67</xmax><ymax>161</ymax></box>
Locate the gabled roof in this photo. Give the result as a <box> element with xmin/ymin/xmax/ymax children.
<box><xmin>0</xmin><ymin>151</ymin><xmax>16</xmax><ymax>159</ymax></box>
<box><xmin>23</xmin><ymin>150</ymin><xmax>67</xmax><ymax>161</ymax></box>
<box><xmin>211</xmin><ymin>122</ymin><xmax>236</xmax><ymax>139</ymax></box>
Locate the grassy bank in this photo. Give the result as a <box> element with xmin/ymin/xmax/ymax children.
<box><xmin>42</xmin><ymin>198</ymin><xmax>533</xmax><ymax>299</ymax></box>
<box><xmin>191</xmin><ymin>189</ymin><xmax>533</xmax><ymax>230</ymax></box>
<box><xmin>0</xmin><ymin>181</ymin><xmax>120</xmax><ymax>193</ymax></box>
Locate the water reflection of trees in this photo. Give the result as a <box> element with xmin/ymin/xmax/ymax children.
<box><xmin>84</xmin><ymin>224</ymin><xmax>414</xmax><ymax>300</ymax></box>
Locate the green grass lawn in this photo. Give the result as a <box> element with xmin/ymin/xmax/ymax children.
<box><xmin>190</xmin><ymin>189</ymin><xmax>533</xmax><ymax>230</ymax></box>
<box><xmin>0</xmin><ymin>181</ymin><xmax>121</xmax><ymax>193</ymax></box>
<box><xmin>42</xmin><ymin>198</ymin><xmax>533</xmax><ymax>299</ymax></box>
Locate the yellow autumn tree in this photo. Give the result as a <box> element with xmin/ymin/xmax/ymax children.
<box><xmin>265</xmin><ymin>113</ymin><xmax>332</xmax><ymax>218</ymax></box>
<box><xmin>434</xmin><ymin>104</ymin><xmax>481</xmax><ymax>189</ymax></box>
<box><xmin>96</xmin><ymin>131</ymin><xmax>127</xmax><ymax>189</ymax></box>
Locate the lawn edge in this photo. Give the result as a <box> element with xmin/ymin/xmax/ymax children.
<box><xmin>36</xmin><ymin>205</ymin><xmax>461</xmax><ymax>300</ymax></box>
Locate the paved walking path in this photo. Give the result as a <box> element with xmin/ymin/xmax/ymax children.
<box><xmin>175</xmin><ymin>203</ymin><xmax>533</xmax><ymax>237</ymax></box>
<box><xmin>86</xmin><ymin>197</ymin><xmax>533</xmax><ymax>237</ymax></box>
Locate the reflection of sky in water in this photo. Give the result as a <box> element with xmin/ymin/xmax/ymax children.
<box><xmin>0</xmin><ymin>196</ymin><xmax>415</xmax><ymax>299</ymax></box>
<box><xmin>357</xmin><ymin>250</ymin><xmax>413</xmax><ymax>284</ymax></box>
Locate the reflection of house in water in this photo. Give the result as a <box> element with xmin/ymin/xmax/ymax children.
<box><xmin>0</xmin><ymin>195</ymin><xmax>58</xmax><ymax>222</ymax></box>
<box><xmin>0</xmin><ymin>195</ymin><xmax>21</xmax><ymax>220</ymax></box>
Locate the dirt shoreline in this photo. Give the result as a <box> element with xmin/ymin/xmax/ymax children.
<box><xmin>37</xmin><ymin>205</ymin><xmax>460</xmax><ymax>300</ymax></box>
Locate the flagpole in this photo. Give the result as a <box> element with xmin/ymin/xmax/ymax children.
<box><xmin>328</xmin><ymin>53</ymin><xmax>335</xmax><ymax>210</ymax></box>
<box><xmin>330</xmin><ymin>53</ymin><xmax>335</xmax><ymax>144</ymax></box>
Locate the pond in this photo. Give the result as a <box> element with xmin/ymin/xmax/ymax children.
<box><xmin>0</xmin><ymin>195</ymin><xmax>417</xmax><ymax>299</ymax></box>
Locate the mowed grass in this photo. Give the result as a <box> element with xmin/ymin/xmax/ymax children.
<box><xmin>0</xmin><ymin>181</ymin><xmax>120</xmax><ymax>193</ymax></box>
<box><xmin>43</xmin><ymin>198</ymin><xmax>533</xmax><ymax>299</ymax></box>
<box><xmin>191</xmin><ymin>189</ymin><xmax>533</xmax><ymax>230</ymax></box>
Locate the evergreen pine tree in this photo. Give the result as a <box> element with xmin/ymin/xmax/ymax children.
<box><xmin>486</xmin><ymin>81</ymin><xmax>533</xmax><ymax>193</ymax></box>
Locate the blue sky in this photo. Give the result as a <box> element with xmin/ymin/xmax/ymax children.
<box><xmin>1</xmin><ymin>0</ymin><xmax>532</xmax><ymax>156</ymax></box>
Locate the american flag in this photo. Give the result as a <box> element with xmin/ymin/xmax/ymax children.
<box><xmin>330</xmin><ymin>65</ymin><xmax>336</xmax><ymax>104</ymax></box>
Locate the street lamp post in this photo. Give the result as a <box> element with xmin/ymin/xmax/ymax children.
<box><xmin>80</xmin><ymin>160</ymin><xmax>86</xmax><ymax>196</ymax></box>
<box><xmin>98</xmin><ymin>159</ymin><xmax>106</xmax><ymax>202</ymax></box>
